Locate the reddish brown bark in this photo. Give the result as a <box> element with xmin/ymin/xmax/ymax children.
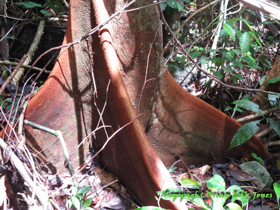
<box><xmin>22</xmin><ymin>0</ymin><xmax>268</xmax><ymax>209</ymax></box>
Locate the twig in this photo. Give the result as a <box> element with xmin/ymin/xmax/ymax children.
<box><xmin>236</xmin><ymin>106</ymin><xmax>279</xmax><ymax>123</ymax></box>
<box><xmin>0</xmin><ymin>60</ymin><xmax>51</xmax><ymax>73</ymax></box>
<box><xmin>23</xmin><ymin>120</ymin><xmax>78</xmax><ymax>186</ymax></box>
<box><xmin>74</xmin><ymin>114</ymin><xmax>142</xmax><ymax>176</ymax></box>
<box><xmin>13</xmin><ymin>20</ymin><xmax>45</xmax><ymax>85</ymax></box>
<box><xmin>0</xmin><ymin>137</ymin><xmax>50</xmax><ymax>209</ymax></box>
<box><xmin>0</xmin><ymin>54</ymin><xmax>27</xmax><ymax>95</ymax></box>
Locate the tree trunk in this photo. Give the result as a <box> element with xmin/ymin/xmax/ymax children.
<box><xmin>23</xmin><ymin>0</ymin><xmax>268</xmax><ymax>208</ymax></box>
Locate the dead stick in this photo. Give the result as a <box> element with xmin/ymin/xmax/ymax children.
<box><xmin>0</xmin><ymin>54</ymin><xmax>27</xmax><ymax>95</ymax></box>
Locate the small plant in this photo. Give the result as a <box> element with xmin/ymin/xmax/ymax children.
<box><xmin>229</xmin><ymin>95</ymin><xmax>280</xmax><ymax>149</ymax></box>
<box><xmin>66</xmin><ymin>185</ymin><xmax>93</xmax><ymax>210</ymax></box>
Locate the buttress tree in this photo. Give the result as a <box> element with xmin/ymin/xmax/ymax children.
<box><xmin>19</xmin><ymin>0</ymin><xmax>268</xmax><ymax>209</ymax></box>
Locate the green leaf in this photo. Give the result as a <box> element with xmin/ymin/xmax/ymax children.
<box><xmin>273</xmin><ymin>182</ymin><xmax>280</xmax><ymax>206</ymax></box>
<box><xmin>190</xmin><ymin>51</ymin><xmax>202</xmax><ymax>58</ymax></box>
<box><xmin>77</xmin><ymin>186</ymin><xmax>90</xmax><ymax>195</ymax></box>
<box><xmin>205</xmin><ymin>174</ymin><xmax>225</xmax><ymax>191</ymax></box>
<box><xmin>268</xmin><ymin>94</ymin><xmax>279</xmax><ymax>106</ymax></box>
<box><xmin>212</xmin><ymin>57</ymin><xmax>225</xmax><ymax>65</ymax></box>
<box><xmin>15</xmin><ymin>2</ymin><xmax>43</xmax><ymax>8</ymax></box>
<box><xmin>251</xmin><ymin>153</ymin><xmax>264</xmax><ymax>164</ymax></box>
<box><xmin>166</xmin><ymin>166</ymin><xmax>177</xmax><ymax>172</ymax></box>
<box><xmin>240</xmin><ymin>18</ymin><xmax>254</xmax><ymax>32</ymax></box>
<box><xmin>167</xmin><ymin>0</ymin><xmax>184</xmax><ymax>11</ymax></box>
<box><xmin>267</xmin><ymin>118</ymin><xmax>280</xmax><ymax>136</ymax></box>
<box><xmin>72</xmin><ymin>185</ymin><xmax>78</xmax><ymax>195</ymax></box>
<box><xmin>230</xmin><ymin>61</ymin><xmax>243</xmax><ymax>69</ymax></box>
<box><xmin>222</xmin><ymin>66</ymin><xmax>232</xmax><ymax>73</ymax></box>
<box><xmin>178</xmin><ymin>178</ymin><xmax>200</xmax><ymax>189</ymax></box>
<box><xmin>232</xmin><ymin>49</ymin><xmax>240</xmax><ymax>57</ymax></box>
<box><xmin>223</xmin><ymin>23</ymin><xmax>235</xmax><ymax>41</ymax></box>
<box><xmin>239</xmin><ymin>32</ymin><xmax>251</xmax><ymax>54</ymax></box>
<box><xmin>213</xmin><ymin>71</ymin><xmax>224</xmax><ymax>79</ymax></box>
<box><xmin>260</xmin><ymin>75</ymin><xmax>267</xmax><ymax>85</ymax></box>
<box><xmin>40</xmin><ymin>10</ymin><xmax>53</xmax><ymax>17</ymax></box>
<box><xmin>229</xmin><ymin>120</ymin><xmax>260</xmax><ymax>149</ymax></box>
<box><xmin>227</xmin><ymin>203</ymin><xmax>243</xmax><ymax>210</ymax></box>
<box><xmin>248</xmin><ymin>31</ymin><xmax>262</xmax><ymax>47</ymax></box>
<box><xmin>71</xmin><ymin>196</ymin><xmax>81</xmax><ymax>210</ymax></box>
<box><xmin>233</xmin><ymin>100</ymin><xmax>262</xmax><ymax>115</ymax></box>
<box><xmin>84</xmin><ymin>198</ymin><xmax>92</xmax><ymax>207</ymax></box>
<box><xmin>233</xmin><ymin>72</ymin><xmax>244</xmax><ymax>80</ymax></box>
<box><xmin>242</xmin><ymin>55</ymin><xmax>255</xmax><ymax>67</ymax></box>
<box><xmin>267</xmin><ymin>76</ymin><xmax>280</xmax><ymax>84</ymax></box>
<box><xmin>224</xmin><ymin>51</ymin><xmax>235</xmax><ymax>61</ymax></box>
<box><xmin>226</xmin><ymin>185</ymin><xmax>249</xmax><ymax>206</ymax></box>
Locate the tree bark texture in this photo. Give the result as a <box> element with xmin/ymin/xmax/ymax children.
<box><xmin>22</xmin><ymin>0</ymin><xmax>268</xmax><ymax>208</ymax></box>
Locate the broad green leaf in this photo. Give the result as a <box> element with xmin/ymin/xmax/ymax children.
<box><xmin>232</xmin><ymin>49</ymin><xmax>240</xmax><ymax>57</ymax></box>
<box><xmin>233</xmin><ymin>72</ymin><xmax>244</xmax><ymax>80</ymax></box>
<box><xmin>77</xmin><ymin>186</ymin><xmax>90</xmax><ymax>195</ymax></box>
<box><xmin>227</xmin><ymin>18</ymin><xmax>238</xmax><ymax>25</ymax></box>
<box><xmin>220</xmin><ymin>28</ymin><xmax>229</xmax><ymax>38</ymax></box>
<box><xmin>71</xmin><ymin>196</ymin><xmax>81</xmax><ymax>210</ymax></box>
<box><xmin>227</xmin><ymin>203</ymin><xmax>243</xmax><ymax>210</ymax></box>
<box><xmin>15</xmin><ymin>1</ymin><xmax>43</xmax><ymax>8</ymax></box>
<box><xmin>248</xmin><ymin>31</ymin><xmax>262</xmax><ymax>47</ymax></box>
<box><xmin>40</xmin><ymin>10</ymin><xmax>53</xmax><ymax>17</ymax></box>
<box><xmin>229</xmin><ymin>120</ymin><xmax>260</xmax><ymax>149</ymax></box>
<box><xmin>178</xmin><ymin>178</ymin><xmax>200</xmax><ymax>189</ymax></box>
<box><xmin>72</xmin><ymin>185</ymin><xmax>78</xmax><ymax>195</ymax></box>
<box><xmin>212</xmin><ymin>57</ymin><xmax>225</xmax><ymax>65</ymax></box>
<box><xmin>267</xmin><ymin>76</ymin><xmax>280</xmax><ymax>84</ymax></box>
<box><xmin>260</xmin><ymin>75</ymin><xmax>267</xmax><ymax>85</ymax></box>
<box><xmin>267</xmin><ymin>118</ymin><xmax>280</xmax><ymax>136</ymax></box>
<box><xmin>233</xmin><ymin>100</ymin><xmax>262</xmax><ymax>114</ymax></box>
<box><xmin>205</xmin><ymin>49</ymin><xmax>222</xmax><ymax>53</ymax></box>
<box><xmin>224</xmin><ymin>51</ymin><xmax>235</xmax><ymax>61</ymax></box>
<box><xmin>223</xmin><ymin>23</ymin><xmax>235</xmax><ymax>41</ymax></box>
<box><xmin>239</xmin><ymin>32</ymin><xmax>251</xmax><ymax>54</ymax></box>
<box><xmin>268</xmin><ymin>94</ymin><xmax>279</xmax><ymax>106</ymax></box>
<box><xmin>242</xmin><ymin>55</ymin><xmax>255</xmax><ymax>67</ymax></box>
<box><xmin>167</xmin><ymin>0</ymin><xmax>184</xmax><ymax>11</ymax></box>
<box><xmin>226</xmin><ymin>185</ymin><xmax>249</xmax><ymax>207</ymax></box>
<box><xmin>251</xmin><ymin>153</ymin><xmax>264</xmax><ymax>164</ymax></box>
<box><xmin>214</xmin><ymin>71</ymin><xmax>224</xmax><ymax>79</ymax></box>
<box><xmin>205</xmin><ymin>174</ymin><xmax>225</xmax><ymax>191</ymax></box>
<box><xmin>273</xmin><ymin>182</ymin><xmax>280</xmax><ymax>206</ymax></box>
<box><xmin>84</xmin><ymin>198</ymin><xmax>92</xmax><ymax>207</ymax></box>
<box><xmin>230</xmin><ymin>61</ymin><xmax>243</xmax><ymax>69</ymax></box>
<box><xmin>190</xmin><ymin>51</ymin><xmax>202</xmax><ymax>58</ymax></box>
<box><xmin>234</xmin><ymin>28</ymin><xmax>242</xmax><ymax>39</ymax></box>
<box><xmin>230</xmin><ymin>75</ymin><xmax>237</xmax><ymax>84</ymax></box>
<box><xmin>222</xmin><ymin>66</ymin><xmax>232</xmax><ymax>73</ymax></box>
